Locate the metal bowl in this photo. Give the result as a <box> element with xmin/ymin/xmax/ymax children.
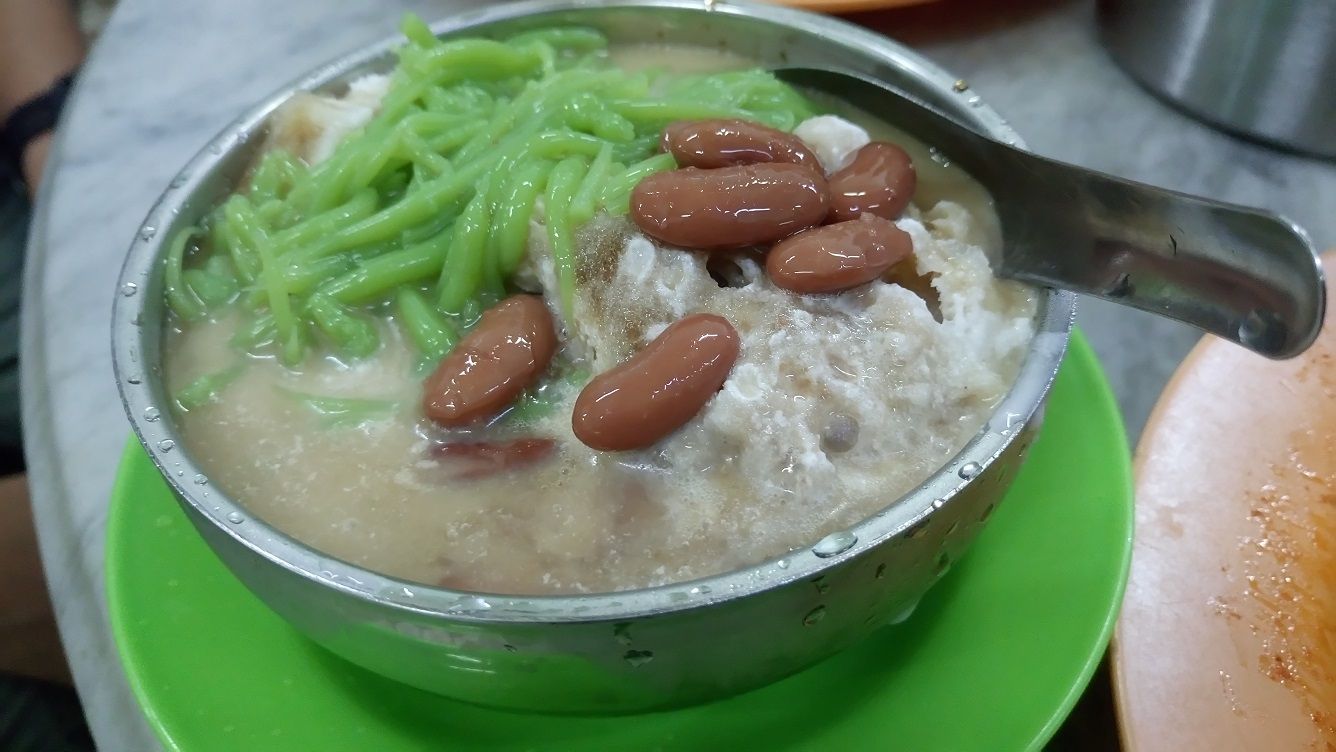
<box><xmin>112</xmin><ymin>0</ymin><xmax>1075</xmax><ymax>713</ymax></box>
<box><xmin>1097</xmin><ymin>0</ymin><xmax>1336</xmax><ymax>159</ymax></box>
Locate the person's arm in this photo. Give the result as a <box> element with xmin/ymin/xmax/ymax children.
<box><xmin>0</xmin><ymin>0</ymin><xmax>86</xmax><ymax>687</ymax></box>
<box><xmin>0</xmin><ymin>0</ymin><xmax>86</xmax><ymax>196</ymax></box>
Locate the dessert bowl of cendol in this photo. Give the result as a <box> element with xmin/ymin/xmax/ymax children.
<box><xmin>113</xmin><ymin>0</ymin><xmax>1074</xmax><ymax>712</ymax></box>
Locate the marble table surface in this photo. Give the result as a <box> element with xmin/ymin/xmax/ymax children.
<box><xmin>21</xmin><ymin>0</ymin><xmax>1335</xmax><ymax>749</ymax></box>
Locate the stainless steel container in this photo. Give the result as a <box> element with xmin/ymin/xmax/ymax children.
<box><xmin>1098</xmin><ymin>0</ymin><xmax>1336</xmax><ymax>158</ymax></box>
<box><xmin>112</xmin><ymin>0</ymin><xmax>1075</xmax><ymax>713</ymax></box>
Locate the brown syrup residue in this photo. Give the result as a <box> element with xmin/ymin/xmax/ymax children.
<box><xmin>884</xmin><ymin>258</ymin><xmax>942</xmax><ymax>323</ymax></box>
<box><xmin>1237</xmin><ymin>348</ymin><xmax>1336</xmax><ymax>747</ymax></box>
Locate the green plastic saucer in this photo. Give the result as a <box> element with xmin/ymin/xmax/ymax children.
<box><xmin>107</xmin><ymin>332</ymin><xmax>1131</xmax><ymax>751</ymax></box>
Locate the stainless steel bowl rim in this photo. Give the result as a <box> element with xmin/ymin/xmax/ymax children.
<box><xmin>112</xmin><ymin>0</ymin><xmax>1076</xmax><ymax>624</ymax></box>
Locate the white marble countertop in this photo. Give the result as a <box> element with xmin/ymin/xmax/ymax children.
<box><xmin>20</xmin><ymin>1</ymin><xmax>1335</xmax><ymax>749</ymax></box>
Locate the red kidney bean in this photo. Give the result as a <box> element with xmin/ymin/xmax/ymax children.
<box><xmin>827</xmin><ymin>142</ymin><xmax>916</xmax><ymax>222</ymax></box>
<box><xmin>422</xmin><ymin>295</ymin><xmax>556</xmax><ymax>426</ymax></box>
<box><xmin>430</xmin><ymin>438</ymin><xmax>557</xmax><ymax>481</ymax></box>
<box><xmin>660</xmin><ymin>119</ymin><xmax>820</xmax><ymax>171</ymax></box>
<box><xmin>767</xmin><ymin>215</ymin><xmax>914</xmax><ymax>294</ymax></box>
<box><xmin>630</xmin><ymin>164</ymin><xmax>828</xmax><ymax>251</ymax></box>
<box><xmin>573</xmin><ymin>314</ymin><xmax>740</xmax><ymax>451</ymax></box>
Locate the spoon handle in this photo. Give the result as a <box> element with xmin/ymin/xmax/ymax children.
<box><xmin>991</xmin><ymin>144</ymin><xmax>1325</xmax><ymax>359</ymax></box>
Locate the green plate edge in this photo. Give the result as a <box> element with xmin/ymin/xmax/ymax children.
<box><xmin>107</xmin><ymin>330</ymin><xmax>1132</xmax><ymax>752</ymax></box>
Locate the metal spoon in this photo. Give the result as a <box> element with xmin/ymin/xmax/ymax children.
<box><xmin>775</xmin><ymin>67</ymin><xmax>1326</xmax><ymax>359</ymax></box>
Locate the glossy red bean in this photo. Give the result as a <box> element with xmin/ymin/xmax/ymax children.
<box><xmin>827</xmin><ymin>142</ymin><xmax>916</xmax><ymax>222</ymax></box>
<box><xmin>767</xmin><ymin>215</ymin><xmax>914</xmax><ymax>294</ymax></box>
<box><xmin>573</xmin><ymin>314</ymin><xmax>740</xmax><ymax>451</ymax></box>
<box><xmin>660</xmin><ymin>119</ymin><xmax>820</xmax><ymax>170</ymax></box>
<box><xmin>422</xmin><ymin>295</ymin><xmax>556</xmax><ymax>426</ymax></box>
<box><xmin>630</xmin><ymin>164</ymin><xmax>828</xmax><ymax>251</ymax></box>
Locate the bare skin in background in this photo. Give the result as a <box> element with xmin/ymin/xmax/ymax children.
<box><xmin>0</xmin><ymin>0</ymin><xmax>86</xmax><ymax>684</ymax></box>
<box><xmin>0</xmin><ymin>476</ymin><xmax>68</xmax><ymax>684</ymax></box>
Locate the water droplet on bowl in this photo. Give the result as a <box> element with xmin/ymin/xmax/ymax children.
<box><xmin>143</xmin><ymin>406</ymin><xmax>160</xmax><ymax>422</ymax></box>
<box><xmin>624</xmin><ymin>649</ymin><xmax>654</xmax><ymax>667</ymax></box>
<box><xmin>169</xmin><ymin>175</ymin><xmax>187</xmax><ymax>188</ymax></box>
<box><xmin>906</xmin><ymin>517</ymin><xmax>930</xmax><ymax>538</ymax></box>
<box><xmin>935</xmin><ymin>552</ymin><xmax>951</xmax><ymax>576</ymax></box>
<box><xmin>811</xmin><ymin>576</ymin><xmax>830</xmax><ymax>594</ymax></box>
<box><xmin>225</xmin><ymin>511</ymin><xmax>244</xmax><ymax>524</ymax></box>
<box><xmin>776</xmin><ymin>558</ymin><xmax>790</xmax><ymax>570</ymax></box>
<box><xmin>139</xmin><ymin>226</ymin><xmax>157</xmax><ymax>241</ymax></box>
<box><xmin>157</xmin><ymin>439</ymin><xmax>174</xmax><ymax>452</ymax></box>
<box><xmin>931</xmin><ymin>497</ymin><xmax>946</xmax><ymax>510</ymax></box>
<box><xmin>967</xmin><ymin>94</ymin><xmax>982</xmax><ymax>106</ymax></box>
<box><xmin>803</xmin><ymin>605</ymin><xmax>827</xmax><ymax>626</ymax></box>
<box><xmin>193</xmin><ymin>474</ymin><xmax>208</xmax><ymax>485</ymax></box>
<box><xmin>958</xmin><ymin>462</ymin><xmax>982</xmax><ymax>480</ymax></box>
<box><xmin>460</xmin><ymin>596</ymin><xmax>491</xmax><ymax>611</ymax></box>
<box><xmin>121</xmin><ymin>282</ymin><xmax>138</xmax><ymax>297</ymax></box>
<box><xmin>400</xmin><ymin>587</ymin><xmax>415</xmax><ymax>598</ymax></box>
<box><xmin>812</xmin><ymin>531</ymin><xmax>857</xmax><ymax>557</ymax></box>
<box><xmin>613</xmin><ymin>623</ymin><xmax>633</xmax><ymax>645</ymax></box>
<box><xmin>688</xmin><ymin>585</ymin><xmax>711</xmax><ymax>595</ymax></box>
<box><xmin>952</xmin><ymin>79</ymin><xmax>969</xmax><ymax>92</ymax></box>
<box><xmin>888</xmin><ymin>599</ymin><xmax>921</xmax><ymax>625</ymax></box>
<box><xmin>126</xmin><ymin>376</ymin><xmax>141</xmax><ymax>385</ymax></box>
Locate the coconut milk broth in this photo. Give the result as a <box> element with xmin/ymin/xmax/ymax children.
<box><xmin>166</xmin><ymin>44</ymin><xmax>1011</xmax><ymax>594</ymax></box>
